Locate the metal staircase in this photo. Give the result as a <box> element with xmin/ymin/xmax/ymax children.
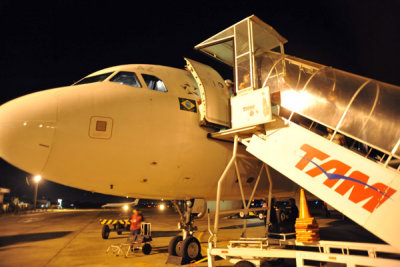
<box><xmin>194</xmin><ymin>15</ymin><xmax>400</xmax><ymax>252</ymax></box>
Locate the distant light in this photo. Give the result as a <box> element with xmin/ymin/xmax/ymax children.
<box><xmin>159</xmin><ymin>204</ymin><xmax>165</xmax><ymax>211</ymax></box>
<box><xmin>123</xmin><ymin>204</ymin><xmax>129</xmax><ymax>211</ymax></box>
<box><xmin>34</xmin><ymin>175</ymin><xmax>42</xmax><ymax>183</ymax></box>
<box><xmin>23</xmin><ymin>122</ymin><xmax>27</xmax><ymax>126</ymax></box>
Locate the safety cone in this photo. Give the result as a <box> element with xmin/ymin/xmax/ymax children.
<box><xmin>295</xmin><ymin>189</ymin><xmax>320</xmax><ymax>243</ymax></box>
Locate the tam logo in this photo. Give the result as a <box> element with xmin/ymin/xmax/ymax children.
<box><xmin>295</xmin><ymin>144</ymin><xmax>396</xmax><ymax>213</ymax></box>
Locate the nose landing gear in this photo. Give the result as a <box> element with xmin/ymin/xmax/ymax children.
<box><xmin>166</xmin><ymin>200</ymin><xmax>204</xmax><ymax>265</ymax></box>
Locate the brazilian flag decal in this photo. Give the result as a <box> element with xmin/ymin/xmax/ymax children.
<box><xmin>179</xmin><ymin>97</ymin><xmax>197</xmax><ymax>113</ymax></box>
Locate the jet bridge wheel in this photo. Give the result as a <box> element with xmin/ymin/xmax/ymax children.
<box><xmin>260</xmin><ymin>258</ymin><xmax>284</xmax><ymax>266</ymax></box>
<box><xmin>234</xmin><ymin>261</ymin><xmax>255</xmax><ymax>267</ymax></box>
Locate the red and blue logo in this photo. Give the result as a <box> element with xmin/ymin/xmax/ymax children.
<box><xmin>296</xmin><ymin>144</ymin><xmax>396</xmax><ymax>213</ymax></box>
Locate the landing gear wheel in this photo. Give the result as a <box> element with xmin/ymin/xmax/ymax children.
<box><xmin>142</xmin><ymin>243</ymin><xmax>152</xmax><ymax>255</ymax></box>
<box><xmin>168</xmin><ymin>235</ymin><xmax>183</xmax><ymax>256</ymax></box>
<box><xmin>102</xmin><ymin>225</ymin><xmax>110</xmax><ymax>239</ymax></box>
<box><xmin>182</xmin><ymin>236</ymin><xmax>201</xmax><ymax>262</ymax></box>
<box><xmin>234</xmin><ymin>260</ymin><xmax>255</xmax><ymax>267</ymax></box>
<box><xmin>176</xmin><ymin>240</ymin><xmax>184</xmax><ymax>257</ymax></box>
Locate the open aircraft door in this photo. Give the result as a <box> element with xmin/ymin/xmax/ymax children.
<box><xmin>185</xmin><ymin>58</ymin><xmax>231</xmax><ymax>128</ymax></box>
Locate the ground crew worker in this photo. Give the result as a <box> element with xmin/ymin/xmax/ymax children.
<box><xmin>239</xmin><ymin>73</ymin><xmax>250</xmax><ymax>90</ymax></box>
<box><xmin>224</xmin><ymin>79</ymin><xmax>234</xmax><ymax>96</ymax></box>
<box><xmin>130</xmin><ymin>209</ymin><xmax>143</xmax><ymax>235</ymax></box>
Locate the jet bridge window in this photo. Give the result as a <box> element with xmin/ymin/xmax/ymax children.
<box><xmin>74</xmin><ymin>72</ymin><xmax>113</xmax><ymax>85</ymax></box>
<box><xmin>110</xmin><ymin>71</ymin><xmax>142</xmax><ymax>88</ymax></box>
<box><xmin>142</xmin><ymin>74</ymin><xmax>167</xmax><ymax>92</ymax></box>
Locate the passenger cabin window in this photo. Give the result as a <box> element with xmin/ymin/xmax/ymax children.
<box><xmin>142</xmin><ymin>74</ymin><xmax>167</xmax><ymax>92</ymax></box>
<box><xmin>110</xmin><ymin>71</ymin><xmax>142</xmax><ymax>88</ymax></box>
<box><xmin>74</xmin><ymin>72</ymin><xmax>113</xmax><ymax>85</ymax></box>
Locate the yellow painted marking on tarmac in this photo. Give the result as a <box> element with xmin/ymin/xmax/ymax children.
<box><xmin>197</xmin><ymin>231</ymin><xmax>204</xmax><ymax>242</ymax></box>
<box><xmin>195</xmin><ymin>256</ymin><xmax>208</xmax><ymax>264</ymax></box>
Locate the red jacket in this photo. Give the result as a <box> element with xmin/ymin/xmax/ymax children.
<box><xmin>130</xmin><ymin>213</ymin><xmax>142</xmax><ymax>231</ymax></box>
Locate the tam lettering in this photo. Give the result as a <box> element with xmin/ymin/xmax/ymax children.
<box><xmin>296</xmin><ymin>144</ymin><xmax>396</xmax><ymax>213</ymax></box>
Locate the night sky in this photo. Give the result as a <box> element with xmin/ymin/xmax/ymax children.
<box><xmin>0</xmin><ymin>0</ymin><xmax>399</xmax><ymax>204</ymax></box>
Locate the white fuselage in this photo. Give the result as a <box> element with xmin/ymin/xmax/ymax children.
<box><xmin>0</xmin><ymin>64</ymin><xmax>296</xmax><ymax>200</ymax></box>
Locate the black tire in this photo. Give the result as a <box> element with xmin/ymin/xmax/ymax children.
<box><xmin>142</xmin><ymin>243</ymin><xmax>152</xmax><ymax>255</ymax></box>
<box><xmin>277</xmin><ymin>210</ymin><xmax>287</xmax><ymax>224</ymax></box>
<box><xmin>260</xmin><ymin>258</ymin><xmax>284</xmax><ymax>266</ymax></box>
<box><xmin>234</xmin><ymin>260</ymin><xmax>255</xmax><ymax>267</ymax></box>
<box><xmin>168</xmin><ymin>235</ymin><xmax>183</xmax><ymax>256</ymax></box>
<box><xmin>102</xmin><ymin>225</ymin><xmax>110</xmax><ymax>239</ymax></box>
<box><xmin>116</xmin><ymin>223</ymin><xmax>123</xmax><ymax>235</ymax></box>
<box><xmin>182</xmin><ymin>236</ymin><xmax>202</xmax><ymax>261</ymax></box>
<box><xmin>176</xmin><ymin>240</ymin><xmax>184</xmax><ymax>257</ymax></box>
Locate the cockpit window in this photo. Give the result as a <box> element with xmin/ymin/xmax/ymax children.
<box><xmin>110</xmin><ymin>71</ymin><xmax>142</xmax><ymax>88</ymax></box>
<box><xmin>74</xmin><ymin>72</ymin><xmax>113</xmax><ymax>85</ymax></box>
<box><xmin>142</xmin><ymin>74</ymin><xmax>167</xmax><ymax>92</ymax></box>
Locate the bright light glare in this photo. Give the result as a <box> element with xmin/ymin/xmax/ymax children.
<box><xmin>280</xmin><ymin>90</ymin><xmax>309</xmax><ymax>112</ymax></box>
<box><xmin>159</xmin><ymin>204</ymin><xmax>165</xmax><ymax>211</ymax></box>
<box><xmin>34</xmin><ymin>175</ymin><xmax>42</xmax><ymax>183</ymax></box>
<box><xmin>123</xmin><ymin>204</ymin><xmax>129</xmax><ymax>211</ymax></box>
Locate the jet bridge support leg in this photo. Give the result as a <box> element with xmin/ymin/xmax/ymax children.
<box><xmin>210</xmin><ymin>134</ymin><xmax>272</xmax><ymax>246</ymax></box>
<box><xmin>264</xmin><ymin>163</ymin><xmax>273</xmax><ymax>237</ymax></box>
<box><xmin>212</xmin><ymin>135</ymin><xmax>241</xmax><ymax>246</ymax></box>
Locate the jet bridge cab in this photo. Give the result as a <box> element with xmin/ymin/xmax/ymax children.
<box><xmin>190</xmin><ymin>15</ymin><xmax>287</xmax><ymax>130</ymax></box>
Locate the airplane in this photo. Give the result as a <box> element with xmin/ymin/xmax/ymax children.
<box><xmin>101</xmin><ymin>198</ymin><xmax>139</xmax><ymax>210</ymax></box>
<box><xmin>1</xmin><ymin>15</ymin><xmax>399</xmax><ymax>264</ymax></box>
<box><xmin>0</xmin><ymin>58</ymin><xmax>288</xmax><ymax>264</ymax></box>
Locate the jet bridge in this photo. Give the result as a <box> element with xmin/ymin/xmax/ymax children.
<box><xmin>194</xmin><ymin>15</ymin><xmax>400</xmax><ymax>256</ymax></box>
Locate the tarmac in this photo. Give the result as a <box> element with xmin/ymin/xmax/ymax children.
<box><xmin>0</xmin><ymin>207</ymin><xmax>385</xmax><ymax>267</ymax></box>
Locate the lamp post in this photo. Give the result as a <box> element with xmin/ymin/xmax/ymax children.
<box><xmin>33</xmin><ymin>175</ymin><xmax>41</xmax><ymax>210</ymax></box>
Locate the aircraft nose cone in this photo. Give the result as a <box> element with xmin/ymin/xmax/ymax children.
<box><xmin>0</xmin><ymin>90</ymin><xmax>57</xmax><ymax>174</ymax></box>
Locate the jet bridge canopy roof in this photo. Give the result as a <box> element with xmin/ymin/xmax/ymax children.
<box><xmin>194</xmin><ymin>15</ymin><xmax>287</xmax><ymax>67</ymax></box>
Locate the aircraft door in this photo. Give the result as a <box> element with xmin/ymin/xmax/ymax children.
<box><xmin>185</xmin><ymin>58</ymin><xmax>231</xmax><ymax>128</ymax></box>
